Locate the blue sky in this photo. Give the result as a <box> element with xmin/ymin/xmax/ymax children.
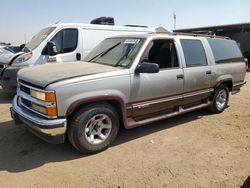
<box><xmin>0</xmin><ymin>0</ymin><xmax>249</xmax><ymax>44</ymax></box>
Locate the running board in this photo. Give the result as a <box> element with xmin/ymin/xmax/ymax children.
<box><xmin>126</xmin><ymin>102</ymin><xmax>212</xmax><ymax>129</ymax></box>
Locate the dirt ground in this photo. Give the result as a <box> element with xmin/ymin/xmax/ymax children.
<box><xmin>0</xmin><ymin>74</ymin><xmax>249</xmax><ymax>188</ymax></box>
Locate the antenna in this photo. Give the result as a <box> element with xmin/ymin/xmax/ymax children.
<box><xmin>55</xmin><ymin>20</ymin><xmax>62</xmax><ymax>24</ymax></box>
<box><xmin>173</xmin><ymin>13</ymin><xmax>176</xmax><ymax>29</ymax></box>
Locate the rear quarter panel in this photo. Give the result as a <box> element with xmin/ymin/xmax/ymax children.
<box><xmin>211</xmin><ymin>62</ymin><xmax>246</xmax><ymax>87</ymax></box>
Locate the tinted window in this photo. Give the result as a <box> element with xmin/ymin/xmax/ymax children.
<box><xmin>50</xmin><ymin>29</ymin><xmax>78</xmax><ymax>54</ymax></box>
<box><xmin>142</xmin><ymin>39</ymin><xmax>179</xmax><ymax>69</ymax></box>
<box><xmin>181</xmin><ymin>39</ymin><xmax>207</xmax><ymax>67</ymax></box>
<box><xmin>63</xmin><ymin>29</ymin><xmax>78</xmax><ymax>53</ymax></box>
<box><xmin>207</xmin><ymin>38</ymin><xmax>243</xmax><ymax>63</ymax></box>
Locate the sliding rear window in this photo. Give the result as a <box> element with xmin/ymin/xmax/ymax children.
<box><xmin>207</xmin><ymin>38</ymin><xmax>243</xmax><ymax>63</ymax></box>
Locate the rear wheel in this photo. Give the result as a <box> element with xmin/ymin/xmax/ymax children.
<box><xmin>208</xmin><ymin>85</ymin><xmax>229</xmax><ymax>113</ymax></box>
<box><xmin>68</xmin><ymin>103</ymin><xmax>119</xmax><ymax>154</ymax></box>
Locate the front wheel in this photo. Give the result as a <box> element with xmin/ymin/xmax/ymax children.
<box><xmin>68</xmin><ymin>103</ymin><xmax>120</xmax><ymax>154</ymax></box>
<box><xmin>208</xmin><ymin>85</ymin><xmax>229</xmax><ymax>113</ymax></box>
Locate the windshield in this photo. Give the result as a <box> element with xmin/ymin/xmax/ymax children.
<box><xmin>24</xmin><ymin>27</ymin><xmax>56</xmax><ymax>51</ymax></box>
<box><xmin>84</xmin><ymin>38</ymin><xmax>144</xmax><ymax>68</ymax></box>
<box><xmin>0</xmin><ymin>46</ymin><xmax>14</xmax><ymax>54</ymax></box>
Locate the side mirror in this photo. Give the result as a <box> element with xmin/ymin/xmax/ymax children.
<box><xmin>46</xmin><ymin>41</ymin><xmax>58</xmax><ymax>56</ymax></box>
<box><xmin>135</xmin><ymin>62</ymin><xmax>159</xmax><ymax>74</ymax></box>
<box><xmin>20</xmin><ymin>44</ymin><xmax>25</xmax><ymax>50</ymax></box>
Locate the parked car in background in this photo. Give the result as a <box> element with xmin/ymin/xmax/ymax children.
<box><xmin>11</xmin><ymin>32</ymin><xmax>246</xmax><ymax>153</ymax></box>
<box><xmin>0</xmin><ymin>17</ymin><xmax>164</xmax><ymax>91</ymax></box>
<box><xmin>0</xmin><ymin>45</ymin><xmax>18</xmax><ymax>76</ymax></box>
<box><xmin>0</xmin><ymin>46</ymin><xmax>23</xmax><ymax>76</ymax></box>
<box><xmin>0</xmin><ymin>45</ymin><xmax>14</xmax><ymax>61</ymax></box>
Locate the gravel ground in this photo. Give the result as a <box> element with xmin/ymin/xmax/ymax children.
<box><xmin>0</xmin><ymin>73</ymin><xmax>249</xmax><ymax>188</ymax></box>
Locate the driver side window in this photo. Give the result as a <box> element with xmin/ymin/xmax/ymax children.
<box><xmin>50</xmin><ymin>28</ymin><xmax>78</xmax><ymax>54</ymax></box>
<box><xmin>141</xmin><ymin>39</ymin><xmax>179</xmax><ymax>69</ymax></box>
<box><xmin>51</xmin><ymin>30</ymin><xmax>63</xmax><ymax>53</ymax></box>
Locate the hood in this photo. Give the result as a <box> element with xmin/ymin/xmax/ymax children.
<box><xmin>0</xmin><ymin>54</ymin><xmax>13</xmax><ymax>64</ymax></box>
<box><xmin>18</xmin><ymin>61</ymin><xmax>121</xmax><ymax>88</ymax></box>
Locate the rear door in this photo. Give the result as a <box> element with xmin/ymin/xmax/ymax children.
<box><xmin>180</xmin><ymin>38</ymin><xmax>212</xmax><ymax>105</ymax></box>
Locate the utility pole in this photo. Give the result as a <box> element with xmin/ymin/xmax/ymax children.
<box><xmin>173</xmin><ymin>13</ymin><xmax>176</xmax><ymax>30</ymax></box>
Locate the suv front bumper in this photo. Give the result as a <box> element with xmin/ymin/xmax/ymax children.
<box><xmin>11</xmin><ymin>96</ymin><xmax>67</xmax><ymax>144</ymax></box>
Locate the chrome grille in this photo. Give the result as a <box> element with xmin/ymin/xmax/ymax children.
<box><xmin>20</xmin><ymin>84</ymin><xmax>30</xmax><ymax>94</ymax></box>
<box><xmin>21</xmin><ymin>98</ymin><xmax>32</xmax><ymax>108</ymax></box>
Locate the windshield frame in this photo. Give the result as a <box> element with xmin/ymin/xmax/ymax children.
<box><xmin>84</xmin><ymin>37</ymin><xmax>145</xmax><ymax>68</ymax></box>
<box><xmin>24</xmin><ymin>27</ymin><xmax>56</xmax><ymax>52</ymax></box>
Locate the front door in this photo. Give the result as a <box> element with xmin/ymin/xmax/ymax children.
<box><xmin>129</xmin><ymin>39</ymin><xmax>184</xmax><ymax>118</ymax></box>
<box><xmin>47</xmin><ymin>28</ymin><xmax>81</xmax><ymax>63</ymax></box>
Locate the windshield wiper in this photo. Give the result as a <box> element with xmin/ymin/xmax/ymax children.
<box><xmin>88</xmin><ymin>42</ymin><xmax>121</xmax><ymax>62</ymax></box>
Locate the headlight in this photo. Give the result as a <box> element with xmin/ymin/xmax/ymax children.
<box><xmin>30</xmin><ymin>89</ymin><xmax>56</xmax><ymax>102</ymax></box>
<box><xmin>12</xmin><ymin>52</ymin><xmax>32</xmax><ymax>65</ymax></box>
<box><xmin>30</xmin><ymin>90</ymin><xmax>57</xmax><ymax>117</ymax></box>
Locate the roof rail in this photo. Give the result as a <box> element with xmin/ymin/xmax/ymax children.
<box><xmin>173</xmin><ymin>32</ymin><xmax>230</xmax><ymax>39</ymax></box>
<box><xmin>124</xmin><ymin>25</ymin><xmax>148</xmax><ymax>28</ymax></box>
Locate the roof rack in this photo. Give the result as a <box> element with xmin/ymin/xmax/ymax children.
<box><xmin>173</xmin><ymin>32</ymin><xmax>229</xmax><ymax>39</ymax></box>
<box><xmin>90</xmin><ymin>17</ymin><xmax>115</xmax><ymax>25</ymax></box>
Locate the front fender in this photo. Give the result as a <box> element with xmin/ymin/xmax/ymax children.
<box><xmin>63</xmin><ymin>90</ymin><xmax>129</xmax><ymax>128</ymax></box>
<box><xmin>65</xmin><ymin>90</ymin><xmax>127</xmax><ymax>116</ymax></box>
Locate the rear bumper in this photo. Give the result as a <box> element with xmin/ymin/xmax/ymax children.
<box><xmin>11</xmin><ymin>96</ymin><xmax>67</xmax><ymax>144</ymax></box>
<box><xmin>232</xmin><ymin>81</ymin><xmax>246</xmax><ymax>94</ymax></box>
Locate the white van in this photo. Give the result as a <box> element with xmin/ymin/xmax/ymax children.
<box><xmin>0</xmin><ymin>19</ymin><xmax>164</xmax><ymax>90</ymax></box>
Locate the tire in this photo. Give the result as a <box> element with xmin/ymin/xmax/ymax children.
<box><xmin>208</xmin><ymin>85</ymin><xmax>229</xmax><ymax>113</ymax></box>
<box><xmin>67</xmin><ymin>103</ymin><xmax>120</xmax><ymax>154</ymax></box>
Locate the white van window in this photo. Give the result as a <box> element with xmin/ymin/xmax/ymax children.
<box><xmin>50</xmin><ymin>29</ymin><xmax>78</xmax><ymax>54</ymax></box>
<box><xmin>51</xmin><ymin>31</ymin><xmax>63</xmax><ymax>53</ymax></box>
<box><xmin>25</xmin><ymin>27</ymin><xmax>56</xmax><ymax>51</ymax></box>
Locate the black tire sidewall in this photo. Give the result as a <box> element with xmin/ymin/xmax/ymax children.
<box><xmin>72</xmin><ymin>104</ymin><xmax>119</xmax><ymax>153</ymax></box>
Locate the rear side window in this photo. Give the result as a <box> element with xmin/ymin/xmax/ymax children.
<box><xmin>180</xmin><ymin>39</ymin><xmax>207</xmax><ymax>67</ymax></box>
<box><xmin>207</xmin><ymin>38</ymin><xmax>243</xmax><ymax>63</ymax></box>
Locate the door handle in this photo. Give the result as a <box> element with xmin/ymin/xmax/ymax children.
<box><xmin>176</xmin><ymin>74</ymin><xmax>184</xmax><ymax>79</ymax></box>
<box><xmin>76</xmin><ymin>53</ymin><xmax>81</xmax><ymax>60</ymax></box>
<box><xmin>206</xmin><ymin>70</ymin><xmax>212</xmax><ymax>75</ymax></box>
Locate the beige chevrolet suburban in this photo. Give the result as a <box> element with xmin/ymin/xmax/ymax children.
<box><xmin>11</xmin><ymin>33</ymin><xmax>247</xmax><ymax>153</ymax></box>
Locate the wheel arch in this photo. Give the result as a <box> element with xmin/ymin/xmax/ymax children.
<box><xmin>66</xmin><ymin>95</ymin><xmax>128</xmax><ymax>127</ymax></box>
<box><xmin>214</xmin><ymin>78</ymin><xmax>233</xmax><ymax>92</ymax></box>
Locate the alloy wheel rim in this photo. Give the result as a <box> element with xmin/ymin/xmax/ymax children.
<box><xmin>84</xmin><ymin>114</ymin><xmax>112</xmax><ymax>145</ymax></box>
<box><xmin>216</xmin><ymin>89</ymin><xmax>227</xmax><ymax>110</ymax></box>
